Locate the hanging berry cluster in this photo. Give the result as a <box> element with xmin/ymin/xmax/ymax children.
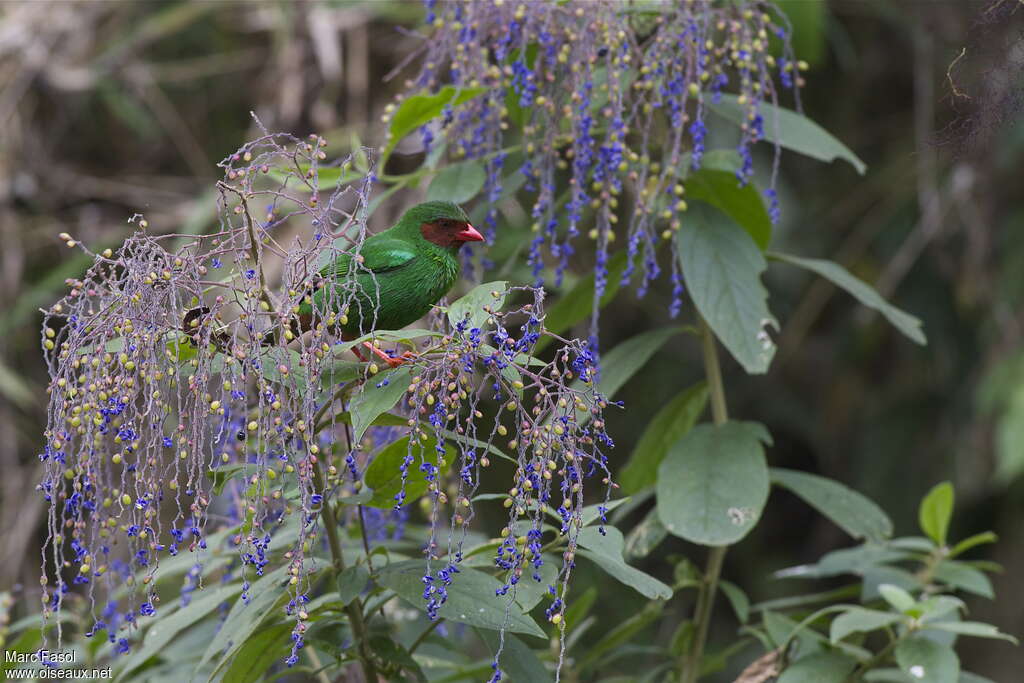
<box><xmin>37</xmin><ymin>125</ymin><xmax>614</xmax><ymax>677</ymax></box>
<box><xmin>396</xmin><ymin>0</ymin><xmax>804</xmax><ymax>325</ymax></box>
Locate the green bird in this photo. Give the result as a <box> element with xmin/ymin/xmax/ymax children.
<box><xmin>299</xmin><ymin>200</ymin><xmax>483</xmax><ymax>365</ymax></box>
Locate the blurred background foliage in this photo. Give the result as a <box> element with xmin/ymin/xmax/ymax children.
<box><xmin>0</xmin><ymin>1</ymin><xmax>1021</xmax><ymax>679</ymax></box>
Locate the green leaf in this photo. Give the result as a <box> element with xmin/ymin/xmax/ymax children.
<box><xmin>576</xmin><ymin>526</ymin><xmax>673</xmax><ymax>600</ymax></box>
<box><xmin>376</xmin><ymin>560</ymin><xmax>545</xmax><ymax>637</ymax></box>
<box><xmin>427</xmin><ymin>160</ymin><xmax>486</xmax><ymax>204</ymax></box>
<box><xmin>624</xmin><ymin>508</ymin><xmax>669</xmax><ymax>559</ymax></box>
<box><xmin>348</xmin><ymin>366</ymin><xmax>413</xmax><ymax>441</ymax></box>
<box><xmin>862</xmin><ymin>567</ymin><xmax>923</xmax><ymax>602</ymax></box>
<box><xmin>362</xmin><ymin>434</ymin><xmax>454</xmax><ymax>509</ymax></box>
<box><xmin>685</xmin><ymin>168</ymin><xmax>772</xmax><ymax>249</ymax></box>
<box><xmin>914</xmin><ymin>595</ymin><xmax>965</xmax><ymax>622</ymax></box>
<box><xmin>385</xmin><ymin>85</ymin><xmax>486</xmax><ymax>158</ymax></box>
<box><xmin>878</xmin><ymin>584</ymin><xmax>917</xmax><ymax>613</ymax></box>
<box><xmin>369</xmin><ymin>637</ymin><xmax>428</xmax><ymax>682</ymax></box>
<box><xmin>477</xmin><ymin>629</ymin><xmax>553</xmax><ymax>683</ymax></box>
<box><xmin>537</xmin><ymin>249</ymin><xmax>631</xmax><ymax>351</ymax></box>
<box><xmin>337</xmin><ymin>565</ymin><xmax>370</xmax><ymax>606</ymax></box>
<box><xmin>198</xmin><ymin>565</ymin><xmax>293</xmax><ymax>679</ymax></box>
<box><xmin>775</xmin><ymin>0</ymin><xmax>827</xmax><ymax>63</ymax></box>
<box><xmin>678</xmin><ymin>202</ymin><xmax>777</xmax><ymax>374</ymax></box>
<box><xmin>587</xmin><ymin>326</ymin><xmax>684</xmax><ymax>397</ymax></box>
<box><xmin>447</xmin><ymin>281</ymin><xmax>509</xmax><ymax>331</ymax></box>
<box><xmin>719</xmin><ymin>580</ymin><xmax>750</xmax><ymax>624</ymax></box>
<box><xmin>206</xmin><ymin>464</ymin><xmax>251</xmax><ymax>496</ymax></box>
<box><xmin>221</xmin><ymin>623</ymin><xmax>292</xmax><ymax>683</ymax></box>
<box><xmin>768</xmin><ymin>252</ymin><xmax>926</xmax><ymax>345</ymax></box>
<box><xmin>778</xmin><ymin>651</ymin><xmax>858</xmax><ymax>683</ymax></box>
<box><xmin>708</xmin><ymin>94</ymin><xmax>867</xmax><ymax>174</ymax></box>
<box><xmin>770</xmin><ymin>468</ymin><xmax>893</xmax><ymax>543</ymax></box>
<box><xmin>895</xmin><ymin>636</ymin><xmax>960</xmax><ymax>683</ymax></box>
<box><xmin>579</xmin><ymin>498</ymin><xmax>631</xmax><ymax>526</ymax></box>
<box><xmin>619</xmin><ymin>382</ymin><xmax>709</xmax><ymax>493</ymax></box>
<box><xmin>0</xmin><ymin>359</ymin><xmax>34</xmax><ymax>408</ymax></box>
<box><xmin>959</xmin><ymin>673</ymin><xmax>998</xmax><ymax>683</ymax></box>
<box><xmin>120</xmin><ymin>581</ymin><xmax>243</xmax><ymax>678</ymax></box>
<box><xmin>267</xmin><ymin>165</ymin><xmax>364</xmax><ymax>191</ymax></box>
<box><xmin>576</xmin><ymin>601</ymin><xmax>663</xmax><ymax>673</ymax></box>
<box><xmin>919</xmin><ymin>482</ymin><xmax>955</xmax><ymax>546</ymax></box>
<box><xmin>518</xmin><ymin>562</ymin><xmax>561</xmax><ymax>613</ymax></box>
<box><xmin>924</xmin><ymin>621</ymin><xmax>1018</xmax><ymax>644</ymax></box>
<box><xmin>932</xmin><ymin>561</ymin><xmax>995</xmax><ymax>599</ymax></box>
<box><xmin>949</xmin><ymin>531</ymin><xmax>998</xmax><ymax>559</ymax></box>
<box><xmin>830</xmin><ymin>607</ymin><xmax>903</xmax><ymax>643</ymax></box>
<box><xmin>656</xmin><ymin>421</ymin><xmax>771</xmax><ymax>545</ymax></box>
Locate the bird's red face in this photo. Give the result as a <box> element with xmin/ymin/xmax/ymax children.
<box><xmin>420</xmin><ymin>218</ymin><xmax>485</xmax><ymax>248</ymax></box>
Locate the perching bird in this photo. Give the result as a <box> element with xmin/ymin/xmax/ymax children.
<box><xmin>299</xmin><ymin>200</ymin><xmax>483</xmax><ymax>365</ymax></box>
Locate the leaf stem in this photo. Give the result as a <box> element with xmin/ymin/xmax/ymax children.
<box><xmin>680</xmin><ymin>316</ymin><xmax>729</xmax><ymax>683</ymax></box>
<box><xmin>310</xmin><ymin>459</ymin><xmax>378</xmax><ymax>682</ymax></box>
<box><xmin>408</xmin><ymin>618</ymin><xmax>445</xmax><ymax>655</ymax></box>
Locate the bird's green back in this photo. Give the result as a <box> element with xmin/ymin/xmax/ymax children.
<box><xmin>303</xmin><ymin>201</ymin><xmax>471</xmax><ymax>337</ymax></box>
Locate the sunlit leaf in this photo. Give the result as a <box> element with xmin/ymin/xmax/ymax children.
<box><xmin>386</xmin><ymin>86</ymin><xmax>487</xmax><ymax>158</ymax></box>
<box><xmin>918</xmin><ymin>481</ymin><xmax>955</xmax><ymax>546</ymax></box>
<box><xmin>657</xmin><ymin>421</ymin><xmax>771</xmax><ymax>545</ymax></box>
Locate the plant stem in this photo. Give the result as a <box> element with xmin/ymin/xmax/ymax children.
<box><xmin>680</xmin><ymin>316</ymin><xmax>730</xmax><ymax>683</ymax></box>
<box><xmin>310</xmin><ymin>460</ymin><xmax>378</xmax><ymax>682</ymax></box>
<box><xmin>408</xmin><ymin>618</ymin><xmax>445</xmax><ymax>655</ymax></box>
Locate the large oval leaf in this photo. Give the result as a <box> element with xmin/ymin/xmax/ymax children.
<box><xmin>656</xmin><ymin>421</ymin><xmax>770</xmax><ymax>545</ymax></box>
<box><xmin>678</xmin><ymin>202</ymin><xmax>777</xmax><ymax>374</ymax></box>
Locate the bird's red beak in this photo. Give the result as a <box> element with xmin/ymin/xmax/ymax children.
<box><xmin>454</xmin><ymin>223</ymin><xmax>484</xmax><ymax>243</ymax></box>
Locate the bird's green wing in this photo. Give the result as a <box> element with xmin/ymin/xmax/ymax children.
<box><xmin>319</xmin><ymin>237</ymin><xmax>417</xmax><ymax>278</ymax></box>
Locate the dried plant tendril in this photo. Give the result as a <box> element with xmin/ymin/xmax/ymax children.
<box><xmin>38</xmin><ymin>120</ymin><xmax>615</xmax><ymax>680</ymax></box>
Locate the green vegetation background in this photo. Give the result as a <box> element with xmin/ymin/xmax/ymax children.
<box><xmin>0</xmin><ymin>1</ymin><xmax>1021</xmax><ymax>679</ymax></box>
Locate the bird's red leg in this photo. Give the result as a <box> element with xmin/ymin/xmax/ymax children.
<box><xmin>350</xmin><ymin>344</ymin><xmax>369</xmax><ymax>362</ymax></box>
<box><xmin>340</xmin><ymin>332</ymin><xmax>370</xmax><ymax>363</ymax></box>
<box><xmin>362</xmin><ymin>341</ymin><xmax>417</xmax><ymax>368</ymax></box>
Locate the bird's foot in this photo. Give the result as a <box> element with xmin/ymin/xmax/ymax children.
<box><xmin>362</xmin><ymin>342</ymin><xmax>417</xmax><ymax>368</ymax></box>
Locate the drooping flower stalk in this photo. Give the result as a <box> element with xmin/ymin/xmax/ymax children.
<box><xmin>38</xmin><ymin>125</ymin><xmax>614</xmax><ymax>679</ymax></box>
<box><xmin>393</xmin><ymin>0</ymin><xmax>804</xmax><ymax>333</ymax></box>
